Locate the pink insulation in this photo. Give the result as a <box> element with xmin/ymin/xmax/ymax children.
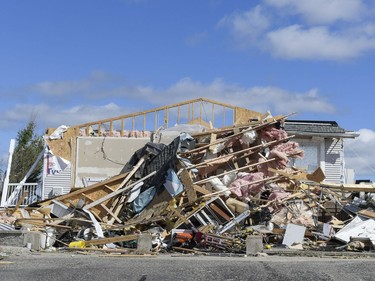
<box><xmin>272</xmin><ymin>142</ymin><xmax>304</xmax><ymax>158</ymax></box>
<box><xmin>229</xmin><ymin>172</ymin><xmax>265</xmax><ymax>198</ymax></box>
<box><xmin>268</xmin><ymin>150</ymin><xmax>289</xmax><ymax>169</ymax></box>
<box><xmin>268</xmin><ymin>188</ymin><xmax>289</xmax><ymax>202</ymax></box>
<box><xmin>257</xmin><ymin>141</ymin><xmax>305</xmax><ymax>176</ymax></box>
<box><xmin>257</xmin><ymin>150</ymin><xmax>289</xmax><ymax>176</ymax></box>
<box><xmin>257</xmin><ymin>157</ymin><xmax>269</xmax><ymax>175</ymax></box>
<box><xmin>259</xmin><ymin>127</ymin><xmax>288</xmax><ymax>142</ymax></box>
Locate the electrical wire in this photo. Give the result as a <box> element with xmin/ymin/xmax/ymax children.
<box><xmin>345</xmin><ymin>144</ymin><xmax>375</xmax><ymax>173</ymax></box>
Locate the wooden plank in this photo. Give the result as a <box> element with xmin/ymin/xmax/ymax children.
<box><xmin>194</xmin><ymin>157</ymin><xmax>278</xmax><ymax>185</ymax></box>
<box><xmin>209</xmin><ymin>133</ymin><xmax>217</xmax><ymax>151</ymax></box>
<box><xmin>178</xmin><ymin>169</ymin><xmax>197</xmax><ymax>203</ymax></box>
<box><xmin>186</xmin><ymin>135</ymin><xmax>294</xmax><ymax>170</ymax></box>
<box><xmin>208</xmin><ymin>203</ymin><xmax>232</xmax><ymax>221</ymax></box>
<box><xmin>39</xmin><ymin>172</ymin><xmax>128</xmax><ymax>206</ymax></box>
<box><xmin>181</xmin><ymin>114</ymin><xmax>291</xmax><ymax>155</ymax></box>
<box><xmin>80</xmin><ymin>192</ymin><xmax>121</xmax><ymax>223</ymax></box>
<box><xmin>357</xmin><ymin>209</ymin><xmax>375</xmax><ymax>218</ymax></box>
<box><xmin>86</xmin><ymin>234</ymin><xmax>138</xmax><ymax>246</ymax></box>
<box><xmin>12</xmin><ymin>191</ymin><xmax>28</xmax><ymax>214</ymax></box>
<box><xmin>108</xmin><ymin>157</ymin><xmax>148</xmax><ymax>224</ymax></box>
<box><xmin>320</xmin><ymin>182</ymin><xmax>375</xmax><ymax>192</ymax></box>
<box><xmin>268</xmin><ymin>167</ymin><xmax>325</xmax><ymax>183</ymax></box>
<box><xmin>83</xmin><ymin>171</ymin><xmax>156</xmax><ymax>210</ymax></box>
<box><xmin>193</xmin><ymin>185</ymin><xmax>211</xmax><ymax>195</ymax></box>
<box><xmin>99</xmin><ymin>254</ymin><xmax>156</xmax><ymax>258</ymax></box>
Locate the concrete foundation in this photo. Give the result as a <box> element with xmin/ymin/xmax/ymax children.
<box><xmin>137</xmin><ymin>234</ymin><xmax>152</xmax><ymax>253</ymax></box>
<box><xmin>246</xmin><ymin>235</ymin><xmax>263</xmax><ymax>255</ymax></box>
<box><xmin>0</xmin><ymin>230</ymin><xmax>24</xmax><ymax>247</ymax></box>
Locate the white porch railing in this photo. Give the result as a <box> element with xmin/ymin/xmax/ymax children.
<box><xmin>1</xmin><ymin>183</ymin><xmax>40</xmax><ymax>207</ymax></box>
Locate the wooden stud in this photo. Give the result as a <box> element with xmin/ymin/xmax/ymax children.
<box><xmin>178</xmin><ymin>169</ymin><xmax>198</xmax><ymax>203</ymax></box>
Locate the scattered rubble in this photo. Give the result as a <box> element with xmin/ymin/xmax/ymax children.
<box><xmin>1</xmin><ymin>113</ymin><xmax>375</xmax><ymax>257</ymax></box>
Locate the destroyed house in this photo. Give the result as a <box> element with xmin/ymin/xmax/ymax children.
<box><xmin>3</xmin><ymin>98</ymin><xmax>375</xmax><ymax>256</ymax></box>
<box><xmin>1</xmin><ymin>98</ymin><xmax>358</xmax><ymax>208</ymax></box>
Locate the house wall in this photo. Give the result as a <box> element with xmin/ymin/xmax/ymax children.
<box><xmin>289</xmin><ymin>137</ymin><xmax>344</xmax><ymax>183</ymax></box>
<box><xmin>74</xmin><ymin>137</ymin><xmax>150</xmax><ymax>188</ymax></box>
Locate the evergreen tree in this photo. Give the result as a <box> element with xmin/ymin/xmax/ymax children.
<box><xmin>9</xmin><ymin>118</ymin><xmax>44</xmax><ymax>183</ymax></box>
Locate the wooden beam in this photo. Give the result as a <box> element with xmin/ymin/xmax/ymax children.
<box><xmin>178</xmin><ymin>169</ymin><xmax>197</xmax><ymax>203</ymax></box>
<box><xmin>12</xmin><ymin>191</ymin><xmax>28</xmax><ymax>214</ymax></box>
<box><xmin>39</xmin><ymin>172</ymin><xmax>128</xmax><ymax>207</ymax></box>
<box><xmin>83</xmin><ymin>170</ymin><xmax>156</xmax><ymax>210</ymax></box>
<box><xmin>85</xmin><ymin>234</ymin><xmax>138</xmax><ymax>246</ymax></box>
<box><xmin>180</xmin><ymin>115</ymin><xmax>289</xmax><ymax>155</ymax></box>
<box><xmin>320</xmin><ymin>182</ymin><xmax>375</xmax><ymax>192</ymax></box>
<box><xmin>194</xmin><ymin>157</ymin><xmax>278</xmax><ymax>185</ymax></box>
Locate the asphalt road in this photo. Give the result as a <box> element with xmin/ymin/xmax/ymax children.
<box><xmin>1</xmin><ymin>251</ymin><xmax>375</xmax><ymax>281</ymax></box>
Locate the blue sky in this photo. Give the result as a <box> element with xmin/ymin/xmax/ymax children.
<box><xmin>1</xmin><ymin>0</ymin><xmax>375</xmax><ymax>180</ymax></box>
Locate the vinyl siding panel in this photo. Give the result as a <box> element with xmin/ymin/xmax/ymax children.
<box><xmin>43</xmin><ymin>164</ymin><xmax>72</xmax><ymax>199</ymax></box>
<box><xmin>324</xmin><ymin>138</ymin><xmax>343</xmax><ymax>183</ymax></box>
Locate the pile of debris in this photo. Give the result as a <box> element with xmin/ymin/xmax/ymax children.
<box><xmin>2</xmin><ymin>113</ymin><xmax>375</xmax><ymax>256</ymax></box>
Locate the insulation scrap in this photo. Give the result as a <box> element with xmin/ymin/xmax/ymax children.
<box><xmin>229</xmin><ymin>172</ymin><xmax>265</xmax><ymax>198</ymax></box>
<box><xmin>273</xmin><ymin>142</ymin><xmax>304</xmax><ymax>158</ymax></box>
<box><xmin>259</xmin><ymin>126</ymin><xmax>288</xmax><ymax>142</ymax></box>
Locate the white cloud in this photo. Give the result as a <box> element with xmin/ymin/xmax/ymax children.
<box><xmin>0</xmin><ymin>102</ymin><xmax>129</xmax><ymax>131</ymax></box>
<box><xmin>31</xmin><ymin>80</ymin><xmax>91</xmax><ymax>96</ymax></box>
<box><xmin>29</xmin><ymin>71</ymin><xmax>117</xmax><ymax>97</ymax></box>
<box><xmin>345</xmin><ymin>129</ymin><xmax>375</xmax><ymax>179</ymax></box>
<box><xmin>219</xmin><ymin>1</ymin><xmax>375</xmax><ymax>61</ymax></box>
<box><xmin>218</xmin><ymin>5</ymin><xmax>270</xmax><ymax>45</ymax></box>
<box><xmin>264</xmin><ymin>0</ymin><xmax>365</xmax><ymax>24</ymax></box>
<box><xmin>266</xmin><ymin>25</ymin><xmax>375</xmax><ymax>60</ymax></box>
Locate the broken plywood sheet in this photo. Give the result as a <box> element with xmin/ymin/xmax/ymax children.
<box><xmin>45</xmin><ymin>127</ymin><xmax>77</xmax><ymax>161</ymax></box>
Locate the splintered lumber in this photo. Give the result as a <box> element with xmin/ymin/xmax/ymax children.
<box><xmin>320</xmin><ymin>182</ymin><xmax>375</xmax><ymax>192</ymax></box>
<box><xmin>11</xmin><ymin>191</ymin><xmax>28</xmax><ymax>214</ymax></box>
<box><xmin>64</xmin><ymin>247</ymin><xmax>133</xmax><ymax>254</ymax></box>
<box><xmin>85</xmin><ymin>234</ymin><xmax>138</xmax><ymax>246</ymax></box>
<box><xmin>268</xmin><ymin>167</ymin><xmax>325</xmax><ymax>183</ymax></box>
<box><xmin>99</xmin><ymin>254</ymin><xmax>156</xmax><ymax>258</ymax></box>
<box><xmin>172</xmin><ymin>246</ymin><xmax>200</xmax><ymax>253</ymax></box>
<box><xmin>116</xmin><ymin>156</ymin><xmax>146</xmax><ymax>191</ymax></box>
<box><xmin>83</xmin><ymin>171</ymin><xmax>157</xmax><ymax>210</ymax></box>
<box><xmin>194</xmin><ymin>158</ymin><xmax>278</xmax><ymax>185</ymax></box>
<box><xmin>181</xmin><ymin>113</ymin><xmax>293</xmax><ymax>155</ymax></box>
<box><xmin>186</xmin><ymin>135</ymin><xmax>294</xmax><ymax>170</ymax></box>
<box><xmin>190</xmin><ymin>112</ymin><xmax>286</xmax><ymax>138</ymax></box>
<box><xmin>358</xmin><ymin>209</ymin><xmax>375</xmax><ymax>218</ymax></box>
<box><xmin>178</xmin><ymin>169</ymin><xmax>198</xmax><ymax>203</ymax></box>
<box><xmin>193</xmin><ymin>184</ymin><xmax>211</xmax><ymax>195</ymax></box>
<box><xmin>108</xmin><ymin>156</ymin><xmax>150</xmax><ymax>224</ymax></box>
<box><xmin>40</xmin><ymin>172</ymin><xmax>130</xmax><ymax>221</ymax></box>
<box><xmin>201</xmin><ymin>174</ymin><xmax>282</xmax><ymax>198</ymax></box>
<box><xmin>40</xmin><ymin>172</ymin><xmax>129</xmax><ymax>206</ymax></box>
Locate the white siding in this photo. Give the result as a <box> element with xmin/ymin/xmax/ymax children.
<box><xmin>43</xmin><ymin>164</ymin><xmax>72</xmax><ymax>199</ymax></box>
<box><xmin>324</xmin><ymin>138</ymin><xmax>343</xmax><ymax>183</ymax></box>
